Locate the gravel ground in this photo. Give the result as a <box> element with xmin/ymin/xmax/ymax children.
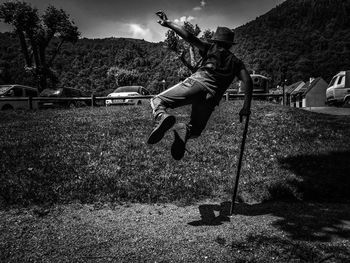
<box><xmin>1</xmin><ymin>201</ymin><xmax>349</xmax><ymax>262</ymax></box>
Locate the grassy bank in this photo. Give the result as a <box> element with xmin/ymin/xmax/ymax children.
<box><xmin>1</xmin><ymin>101</ymin><xmax>350</xmax><ymax>207</ymax></box>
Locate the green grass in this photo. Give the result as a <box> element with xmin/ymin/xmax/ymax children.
<box><xmin>1</xmin><ymin>101</ymin><xmax>350</xmax><ymax>207</ymax></box>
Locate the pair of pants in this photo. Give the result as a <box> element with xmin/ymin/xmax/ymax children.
<box><xmin>150</xmin><ymin>77</ymin><xmax>216</xmax><ymax>138</ymax></box>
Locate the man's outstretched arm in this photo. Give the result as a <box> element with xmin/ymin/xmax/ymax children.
<box><xmin>238</xmin><ymin>68</ymin><xmax>253</xmax><ymax>122</ymax></box>
<box><xmin>156</xmin><ymin>10</ymin><xmax>208</xmax><ymax>52</ymax></box>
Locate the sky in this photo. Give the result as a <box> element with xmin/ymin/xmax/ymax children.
<box><xmin>0</xmin><ymin>0</ymin><xmax>285</xmax><ymax>42</ymax></box>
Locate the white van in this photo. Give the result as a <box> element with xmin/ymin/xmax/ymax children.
<box><xmin>0</xmin><ymin>84</ymin><xmax>39</xmax><ymax>110</ymax></box>
<box><xmin>326</xmin><ymin>71</ymin><xmax>350</xmax><ymax>107</ymax></box>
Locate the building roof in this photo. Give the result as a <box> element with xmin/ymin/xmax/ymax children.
<box><xmin>290</xmin><ymin>77</ymin><xmax>327</xmax><ymax>96</ymax></box>
<box><xmin>251</xmin><ymin>74</ymin><xmax>269</xmax><ymax>80</ymax></box>
<box><xmin>291</xmin><ymin>81</ymin><xmax>309</xmax><ymax>95</ymax></box>
<box><xmin>302</xmin><ymin>77</ymin><xmax>327</xmax><ymax>95</ymax></box>
<box><xmin>285</xmin><ymin>81</ymin><xmax>305</xmax><ymax>94</ymax></box>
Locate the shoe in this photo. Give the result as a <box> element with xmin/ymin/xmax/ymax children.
<box><xmin>147</xmin><ymin>113</ymin><xmax>176</xmax><ymax>144</ymax></box>
<box><xmin>171</xmin><ymin>123</ymin><xmax>188</xmax><ymax>160</ymax></box>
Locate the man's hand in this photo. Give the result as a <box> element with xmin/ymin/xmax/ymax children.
<box><xmin>239</xmin><ymin>107</ymin><xmax>251</xmax><ymax>123</ymax></box>
<box><xmin>156</xmin><ymin>10</ymin><xmax>169</xmax><ymax>27</ymax></box>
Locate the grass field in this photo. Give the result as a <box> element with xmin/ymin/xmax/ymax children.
<box><xmin>1</xmin><ymin>101</ymin><xmax>350</xmax><ymax>262</ymax></box>
<box><xmin>1</xmin><ymin>101</ymin><xmax>350</xmax><ymax>208</ymax></box>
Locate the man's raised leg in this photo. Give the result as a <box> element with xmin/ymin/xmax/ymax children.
<box><xmin>171</xmin><ymin>99</ymin><xmax>215</xmax><ymax>160</ymax></box>
<box><xmin>147</xmin><ymin>97</ymin><xmax>176</xmax><ymax>144</ymax></box>
<box><xmin>147</xmin><ymin>78</ymin><xmax>208</xmax><ymax>145</ymax></box>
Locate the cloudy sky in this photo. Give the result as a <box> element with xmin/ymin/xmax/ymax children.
<box><xmin>0</xmin><ymin>0</ymin><xmax>285</xmax><ymax>42</ymax></box>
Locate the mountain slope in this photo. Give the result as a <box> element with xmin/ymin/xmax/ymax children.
<box><xmin>233</xmin><ymin>0</ymin><xmax>350</xmax><ymax>86</ymax></box>
<box><xmin>0</xmin><ymin>33</ymin><xmax>183</xmax><ymax>94</ymax></box>
<box><xmin>1</xmin><ymin>0</ymin><xmax>349</xmax><ymax>91</ymax></box>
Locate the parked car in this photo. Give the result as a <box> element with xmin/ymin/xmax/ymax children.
<box><xmin>106</xmin><ymin>86</ymin><xmax>150</xmax><ymax>106</ymax></box>
<box><xmin>38</xmin><ymin>87</ymin><xmax>89</xmax><ymax>109</ymax></box>
<box><xmin>326</xmin><ymin>71</ymin><xmax>350</xmax><ymax>107</ymax></box>
<box><xmin>0</xmin><ymin>84</ymin><xmax>38</xmax><ymax>110</ymax></box>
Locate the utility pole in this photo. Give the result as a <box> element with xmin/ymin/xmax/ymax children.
<box><xmin>281</xmin><ymin>66</ymin><xmax>287</xmax><ymax>106</ymax></box>
<box><xmin>282</xmin><ymin>79</ymin><xmax>286</xmax><ymax>106</ymax></box>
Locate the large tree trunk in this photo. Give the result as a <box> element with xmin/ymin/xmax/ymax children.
<box><xmin>48</xmin><ymin>39</ymin><xmax>64</xmax><ymax>67</ymax></box>
<box><xmin>17</xmin><ymin>30</ymin><xmax>32</xmax><ymax>67</ymax></box>
<box><xmin>28</xmin><ymin>34</ymin><xmax>46</xmax><ymax>91</ymax></box>
<box><xmin>39</xmin><ymin>42</ymin><xmax>48</xmax><ymax>91</ymax></box>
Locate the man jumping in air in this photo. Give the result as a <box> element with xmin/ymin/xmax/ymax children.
<box><xmin>147</xmin><ymin>11</ymin><xmax>253</xmax><ymax>160</ymax></box>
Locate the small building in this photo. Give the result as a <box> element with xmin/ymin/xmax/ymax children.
<box><xmin>290</xmin><ymin>81</ymin><xmax>307</xmax><ymax>108</ymax></box>
<box><xmin>301</xmin><ymin>77</ymin><xmax>328</xmax><ymax>107</ymax></box>
<box><xmin>285</xmin><ymin>81</ymin><xmax>305</xmax><ymax>106</ymax></box>
<box><xmin>291</xmin><ymin>77</ymin><xmax>328</xmax><ymax>107</ymax></box>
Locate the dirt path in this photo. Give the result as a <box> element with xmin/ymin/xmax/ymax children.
<box><xmin>1</xmin><ymin>201</ymin><xmax>349</xmax><ymax>262</ymax></box>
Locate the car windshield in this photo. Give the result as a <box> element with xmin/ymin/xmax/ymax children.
<box><xmin>0</xmin><ymin>85</ymin><xmax>11</xmax><ymax>95</ymax></box>
<box><xmin>113</xmin><ymin>86</ymin><xmax>141</xmax><ymax>93</ymax></box>
<box><xmin>328</xmin><ymin>77</ymin><xmax>337</xmax><ymax>88</ymax></box>
<box><xmin>40</xmin><ymin>88</ymin><xmax>63</xmax><ymax>97</ymax></box>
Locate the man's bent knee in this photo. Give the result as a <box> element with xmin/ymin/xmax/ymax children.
<box><xmin>150</xmin><ymin>96</ymin><xmax>167</xmax><ymax>118</ymax></box>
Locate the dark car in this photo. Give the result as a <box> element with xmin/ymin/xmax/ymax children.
<box><xmin>0</xmin><ymin>84</ymin><xmax>39</xmax><ymax>110</ymax></box>
<box><xmin>38</xmin><ymin>87</ymin><xmax>89</xmax><ymax>109</ymax></box>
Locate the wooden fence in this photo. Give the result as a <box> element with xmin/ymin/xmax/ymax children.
<box><xmin>0</xmin><ymin>93</ymin><xmax>284</xmax><ymax>110</ymax></box>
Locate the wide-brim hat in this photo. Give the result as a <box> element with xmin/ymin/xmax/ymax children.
<box><xmin>209</xmin><ymin>27</ymin><xmax>237</xmax><ymax>45</ymax></box>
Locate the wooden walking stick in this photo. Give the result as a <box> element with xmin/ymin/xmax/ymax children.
<box><xmin>230</xmin><ymin>114</ymin><xmax>250</xmax><ymax>215</ymax></box>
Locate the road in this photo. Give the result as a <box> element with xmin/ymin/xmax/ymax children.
<box><xmin>302</xmin><ymin>106</ymin><xmax>350</xmax><ymax>116</ymax></box>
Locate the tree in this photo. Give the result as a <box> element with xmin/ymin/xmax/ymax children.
<box><xmin>0</xmin><ymin>61</ymin><xmax>12</xmax><ymax>84</ymax></box>
<box><xmin>164</xmin><ymin>22</ymin><xmax>213</xmax><ymax>73</ymax></box>
<box><xmin>0</xmin><ymin>1</ymin><xmax>80</xmax><ymax>91</ymax></box>
<box><xmin>107</xmin><ymin>66</ymin><xmax>139</xmax><ymax>87</ymax></box>
<box><xmin>201</xmin><ymin>29</ymin><xmax>214</xmax><ymax>41</ymax></box>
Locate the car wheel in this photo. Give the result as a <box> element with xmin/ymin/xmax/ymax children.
<box><xmin>76</xmin><ymin>101</ymin><xmax>86</xmax><ymax>107</ymax></box>
<box><xmin>343</xmin><ymin>97</ymin><xmax>350</xmax><ymax>108</ymax></box>
<box><xmin>2</xmin><ymin>104</ymin><xmax>14</xmax><ymax>110</ymax></box>
<box><xmin>68</xmin><ymin>102</ymin><xmax>76</xmax><ymax>109</ymax></box>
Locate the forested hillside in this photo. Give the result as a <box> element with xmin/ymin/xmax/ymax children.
<box><xmin>233</xmin><ymin>0</ymin><xmax>350</xmax><ymax>85</ymax></box>
<box><xmin>0</xmin><ymin>34</ymin><xmax>183</xmax><ymax>94</ymax></box>
<box><xmin>0</xmin><ymin>0</ymin><xmax>349</xmax><ymax>93</ymax></box>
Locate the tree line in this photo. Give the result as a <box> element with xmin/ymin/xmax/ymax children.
<box><xmin>232</xmin><ymin>0</ymin><xmax>350</xmax><ymax>86</ymax></box>
<box><xmin>1</xmin><ymin>0</ymin><xmax>349</xmax><ymax>94</ymax></box>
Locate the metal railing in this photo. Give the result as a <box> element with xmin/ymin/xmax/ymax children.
<box><xmin>0</xmin><ymin>95</ymin><xmax>154</xmax><ymax>109</ymax></box>
<box><xmin>223</xmin><ymin>93</ymin><xmax>283</xmax><ymax>102</ymax></box>
<box><xmin>0</xmin><ymin>93</ymin><xmax>284</xmax><ymax>110</ymax></box>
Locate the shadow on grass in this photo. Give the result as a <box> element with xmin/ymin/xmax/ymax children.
<box><xmin>189</xmin><ymin>151</ymin><xmax>350</xmax><ymax>242</ymax></box>
<box><xmin>230</xmin><ymin>233</ymin><xmax>350</xmax><ymax>262</ymax></box>
<box><xmin>190</xmin><ymin>201</ymin><xmax>350</xmax><ymax>243</ymax></box>
<box><xmin>188</xmin><ymin>204</ymin><xmax>231</xmax><ymax>226</ymax></box>
<box><xmin>235</xmin><ymin>202</ymin><xmax>350</xmax><ymax>242</ymax></box>
<box><xmin>275</xmin><ymin>151</ymin><xmax>350</xmax><ymax>202</ymax></box>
